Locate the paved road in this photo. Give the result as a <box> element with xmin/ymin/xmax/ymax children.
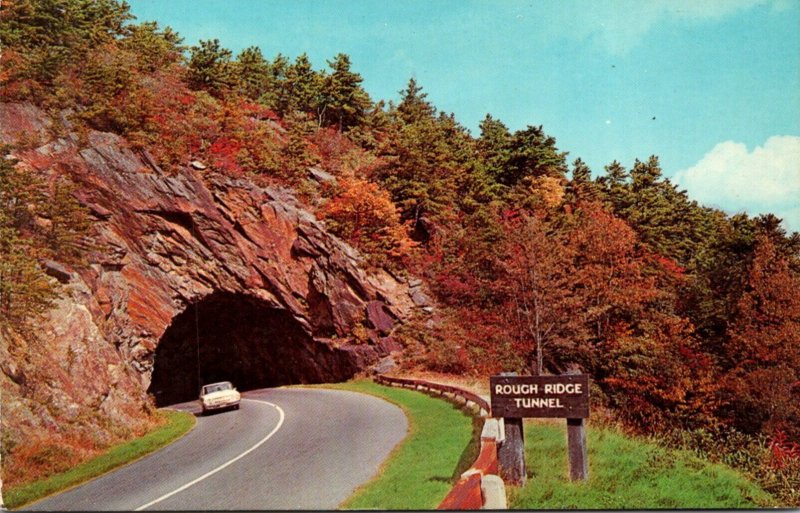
<box><xmin>27</xmin><ymin>387</ymin><xmax>408</xmax><ymax>510</ymax></box>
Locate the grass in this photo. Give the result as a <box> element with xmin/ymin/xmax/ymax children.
<box><xmin>311</xmin><ymin>380</ymin><xmax>480</xmax><ymax>510</ymax></box>
<box><xmin>4</xmin><ymin>409</ymin><xmax>195</xmax><ymax>510</ymax></box>
<box><xmin>509</xmin><ymin>419</ymin><xmax>776</xmax><ymax>509</ymax></box>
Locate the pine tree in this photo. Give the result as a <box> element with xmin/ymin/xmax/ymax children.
<box><xmin>501</xmin><ymin>125</ymin><xmax>568</xmax><ymax>187</ymax></box>
<box><xmin>320</xmin><ymin>53</ymin><xmax>372</xmax><ymax>131</ymax></box>
<box><xmin>564</xmin><ymin>158</ymin><xmax>601</xmax><ymax>204</ymax></box>
<box><xmin>277</xmin><ymin>53</ymin><xmax>324</xmax><ymax>117</ymax></box>
<box><xmin>0</xmin><ymin>152</ymin><xmax>56</xmax><ymax>326</ymax></box>
<box><xmin>233</xmin><ymin>46</ymin><xmax>271</xmax><ymax>100</ymax></box>
<box><xmin>0</xmin><ymin>0</ymin><xmax>132</xmax><ymax>93</ymax></box>
<box><xmin>477</xmin><ymin>114</ymin><xmax>512</xmax><ymax>187</ymax></box>
<box><xmin>187</xmin><ymin>39</ymin><xmax>234</xmax><ymax>96</ymax></box>
<box><xmin>396</xmin><ymin>77</ymin><xmax>435</xmax><ymax>124</ymax></box>
<box><xmin>42</xmin><ymin>178</ymin><xmax>92</xmax><ymax>263</ymax></box>
<box><xmin>121</xmin><ymin>21</ymin><xmax>184</xmax><ymax>73</ymax></box>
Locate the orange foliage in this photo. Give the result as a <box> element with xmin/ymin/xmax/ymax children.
<box><xmin>321</xmin><ymin>177</ymin><xmax>415</xmax><ymax>265</ymax></box>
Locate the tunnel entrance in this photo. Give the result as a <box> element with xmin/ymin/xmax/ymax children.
<box><xmin>148</xmin><ymin>292</ymin><xmax>352</xmax><ymax>406</ymax></box>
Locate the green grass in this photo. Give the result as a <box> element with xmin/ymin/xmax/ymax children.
<box><xmin>312</xmin><ymin>380</ymin><xmax>479</xmax><ymax>510</ymax></box>
<box><xmin>510</xmin><ymin>420</ymin><xmax>775</xmax><ymax>509</ymax></box>
<box><xmin>5</xmin><ymin>409</ymin><xmax>195</xmax><ymax>510</ymax></box>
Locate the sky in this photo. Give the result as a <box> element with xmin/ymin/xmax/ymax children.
<box><xmin>125</xmin><ymin>0</ymin><xmax>800</xmax><ymax>232</ymax></box>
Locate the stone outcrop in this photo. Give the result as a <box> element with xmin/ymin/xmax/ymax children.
<box><xmin>0</xmin><ymin>102</ymin><xmax>417</xmax><ymax>453</ymax></box>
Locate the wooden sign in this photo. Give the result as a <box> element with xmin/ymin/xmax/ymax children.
<box><xmin>490</xmin><ymin>374</ymin><xmax>589</xmax><ymax>418</ymax></box>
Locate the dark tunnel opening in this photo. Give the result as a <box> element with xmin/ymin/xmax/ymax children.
<box><xmin>148</xmin><ymin>292</ymin><xmax>354</xmax><ymax>406</ymax></box>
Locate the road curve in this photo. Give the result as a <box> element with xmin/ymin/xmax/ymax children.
<box><xmin>26</xmin><ymin>387</ymin><xmax>408</xmax><ymax>511</ymax></box>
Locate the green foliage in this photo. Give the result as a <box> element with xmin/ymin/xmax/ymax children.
<box><xmin>187</xmin><ymin>38</ymin><xmax>234</xmax><ymax>96</ymax></box>
<box><xmin>0</xmin><ymin>228</ymin><xmax>56</xmax><ymax>326</ymax></box>
<box><xmin>0</xmin><ymin>152</ymin><xmax>53</xmax><ymax>325</ymax></box>
<box><xmin>232</xmin><ymin>46</ymin><xmax>271</xmax><ymax>100</ymax></box>
<box><xmin>121</xmin><ymin>21</ymin><xmax>184</xmax><ymax>73</ymax></box>
<box><xmin>373</xmin><ymin>79</ymin><xmax>475</xmax><ymax>229</ymax></box>
<box><xmin>277</xmin><ymin>112</ymin><xmax>320</xmax><ymax>182</ymax></box>
<box><xmin>0</xmin><ymin>149</ymin><xmax>91</xmax><ymax>327</ymax></box>
<box><xmin>0</xmin><ymin>0</ymin><xmax>132</xmax><ymax>98</ymax></box>
<box><xmin>276</xmin><ymin>53</ymin><xmax>324</xmax><ymax>117</ymax></box>
<box><xmin>319</xmin><ymin>53</ymin><xmax>373</xmax><ymax>131</ymax></box>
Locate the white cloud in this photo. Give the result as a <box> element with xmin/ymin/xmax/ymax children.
<box><xmin>674</xmin><ymin>135</ymin><xmax>800</xmax><ymax>232</ymax></box>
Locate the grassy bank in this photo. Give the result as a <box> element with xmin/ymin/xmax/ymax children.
<box><xmin>5</xmin><ymin>409</ymin><xmax>195</xmax><ymax>510</ymax></box>
<box><xmin>510</xmin><ymin>420</ymin><xmax>775</xmax><ymax>509</ymax></box>
<box><xmin>313</xmin><ymin>380</ymin><xmax>479</xmax><ymax>510</ymax></box>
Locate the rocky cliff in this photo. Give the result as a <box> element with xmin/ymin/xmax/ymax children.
<box><xmin>0</xmin><ymin>102</ymin><xmax>417</xmax><ymax>471</ymax></box>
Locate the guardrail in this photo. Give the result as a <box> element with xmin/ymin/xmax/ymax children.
<box><xmin>373</xmin><ymin>375</ymin><xmax>491</xmax><ymax>416</ymax></box>
<box><xmin>373</xmin><ymin>374</ymin><xmax>506</xmax><ymax>509</ymax></box>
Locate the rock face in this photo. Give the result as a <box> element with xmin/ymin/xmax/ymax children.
<box><xmin>0</xmin><ymin>103</ymin><xmax>416</xmax><ymax>452</ymax></box>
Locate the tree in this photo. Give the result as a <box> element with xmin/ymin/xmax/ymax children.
<box><xmin>277</xmin><ymin>53</ymin><xmax>324</xmax><ymax>117</ymax></box>
<box><xmin>321</xmin><ymin>177</ymin><xmax>415</xmax><ymax>266</ymax></box>
<box><xmin>232</xmin><ymin>46</ymin><xmax>271</xmax><ymax>100</ymax></box>
<box><xmin>320</xmin><ymin>53</ymin><xmax>372</xmax><ymax>131</ymax></box>
<box><xmin>0</xmin><ymin>0</ymin><xmax>132</xmax><ymax>96</ymax></box>
<box><xmin>396</xmin><ymin>77</ymin><xmax>435</xmax><ymax>124</ymax></box>
<box><xmin>0</xmin><ymin>152</ymin><xmax>56</xmax><ymax>326</ymax></box>
<box><xmin>721</xmin><ymin>234</ymin><xmax>800</xmax><ymax>437</ymax></box>
<box><xmin>277</xmin><ymin>112</ymin><xmax>320</xmax><ymax>183</ymax></box>
<box><xmin>0</xmin><ymin>228</ymin><xmax>56</xmax><ymax>326</ymax></box>
<box><xmin>187</xmin><ymin>39</ymin><xmax>234</xmax><ymax>96</ymax></box>
<box><xmin>501</xmin><ymin>125</ymin><xmax>568</xmax><ymax>187</ymax></box>
<box><xmin>372</xmin><ymin>79</ymin><xmax>476</xmax><ymax>233</ymax></box>
<box><xmin>502</xmin><ymin>213</ymin><xmax>577</xmax><ymax>374</ymax></box>
<box><xmin>564</xmin><ymin>158</ymin><xmax>601</xmax><ymax>204</ymax></box>
<box><xmin>121</xmin><ymin>21</ymin><xmax>184</xmax><ymax>73</ymax></box>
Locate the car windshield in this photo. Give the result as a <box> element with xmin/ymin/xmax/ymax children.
<box><xmin>203</xmin><ymin>382</ymin><xmax>232</xmax><ymax>394</ymax></box>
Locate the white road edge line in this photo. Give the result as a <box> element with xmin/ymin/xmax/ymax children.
<box><xmin>134</xmin><ymin>398</ymin><xmax>285</xmax><ymax>511</ymax></box>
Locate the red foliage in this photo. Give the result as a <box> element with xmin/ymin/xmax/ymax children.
<box><xmin>208</xmin><ymin>137</ymin><xmax>243</xmax><ymax>175</ymax></box>
<box><xmin>769</xmin><ymin>430</ymin><xmax>800</xmax><ymax>470</ymax></box>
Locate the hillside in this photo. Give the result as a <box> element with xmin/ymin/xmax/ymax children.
<box><xmin>0</xmin><ymin>0</ymin><xmax>798</xmax><ymax>505</ymax></box>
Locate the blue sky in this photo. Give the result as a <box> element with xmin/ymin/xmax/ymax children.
<box><xmin>126</xmin><ymin>0</ymin><xmax>800</xmax><ymax>231</ymax></box>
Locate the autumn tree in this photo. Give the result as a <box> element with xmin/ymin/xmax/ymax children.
<box><xmin>321</xmin><ymin>177</ymin><xmax>415</xmax><ymax>267</ymax></box>
<box><xmin>501</xmin><ymin>213</ymin><xmax>577</xmax><ymax>374</ymax></box>
<box><xmin>720</xmin><ymin>234</ymin><xmax>800</xmax><ymax>437</ymax></box>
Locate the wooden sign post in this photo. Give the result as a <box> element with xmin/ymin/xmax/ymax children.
<box><xmin>491</xmin><ymin>373</ymin><xmax>590</xmax><ymax>482</ymax></box>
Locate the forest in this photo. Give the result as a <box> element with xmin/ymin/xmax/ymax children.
<box><xmin>0</xmin><ymin>0</ymin><xmax>798</xmax><ymax>502</ymax></box>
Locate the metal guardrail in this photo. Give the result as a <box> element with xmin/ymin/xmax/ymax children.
<box><xmin>373</xmin><ymin>374</ymin><xmax>491</xmax><ymax>418</ymax></box>
<box><xmin>373</xmin><ymin>374</ymin><xmax>506</xmax><ymax>509</ymax></box>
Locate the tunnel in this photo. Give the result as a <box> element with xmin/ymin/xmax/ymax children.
<box><xmin>148</xmin><ymin>292</ymin><xmax>355</xmax><ymax>406</ymax></box>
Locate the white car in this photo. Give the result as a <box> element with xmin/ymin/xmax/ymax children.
<box><xmin>199</xmin><ymin>381</ymin><xmax>241</xmax><ymax>414</ymax></box>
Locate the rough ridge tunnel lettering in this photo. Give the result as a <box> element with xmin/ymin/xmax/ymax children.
<box><xmin>490</xmin><ymin>375</ymin><xmax>589</xmax><ymax>418</ymax></box>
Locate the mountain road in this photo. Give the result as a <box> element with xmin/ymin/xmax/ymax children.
<box><xmin>25</xmin><ymin>387</ymin><xmax>407</xmax><ymax>510</ymax></box>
